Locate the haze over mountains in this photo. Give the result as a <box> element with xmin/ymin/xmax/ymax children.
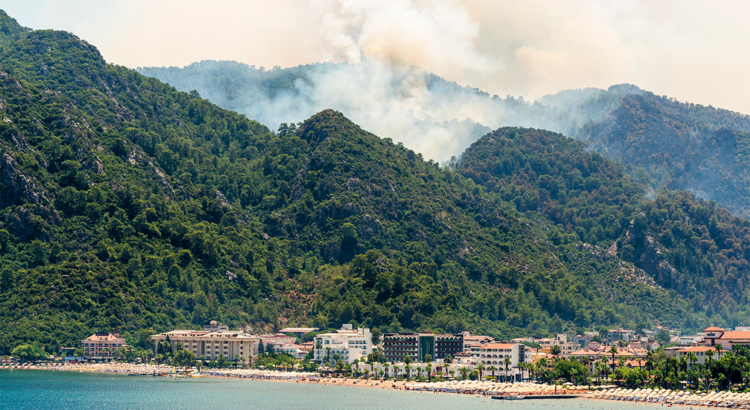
<box><xmin>139</xmin><ymin>61</ymin><xmax>750</xmax><ymax>218</ymax></box>
<box><xmin>2</xmin><ymin>8</ymin><xmax>750</xmax><ymax>354</ymax></box>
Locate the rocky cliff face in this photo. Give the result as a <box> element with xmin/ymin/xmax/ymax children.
<box><xmin>621</xmin><ymin>217</ymin><xmax>686</xmax><ymax>294</ymax></box>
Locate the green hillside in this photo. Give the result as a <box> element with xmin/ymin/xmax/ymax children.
<box><xmin>0</xmin><ymin>12</ymin><xmax>698</xmax><ymax>354</ymax></box>
<box><xmin>458</xmin><ymin>127</ymin><xmax>750</xmax><ymax>330</ymax></box>
<box><xmin>579</xmin><ymin>93</ymin><xmax>750</xmax><ymax>217</ymax></box>
<box><xmin>140</xmin><ymin>61</ymin><xmax>750</xmax><ymax>220</ymax></box>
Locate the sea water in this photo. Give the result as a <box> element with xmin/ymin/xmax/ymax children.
<box><xmin>0</xmin><ymin>370</ymin><xmax>691</xmax><ymax>410</ymax></box>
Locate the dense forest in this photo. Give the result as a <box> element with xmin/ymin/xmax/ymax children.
<box><xmin>458</xmin><ymin>128</ymin><xmax>750</xmax><ymax>329</ymax></box>
<box><xmin>140</xmin><ymin>61</ymin><xmax>750</xmax><ymax>219</ymax></box>
<box><xmin>0</xmin><ymin>10</ymin><xmax>747</xmax><ymax>356</ymax></box>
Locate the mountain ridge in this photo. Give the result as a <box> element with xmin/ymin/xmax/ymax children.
<box><xmin>0</xmin><ymin>10</ymin><xmax>745</xmax><ymax>356</ymax></box>
<box><xmin>138</xmin><ymin>60</ymin><xmax>750</xmax><ymax>219</ymax></box>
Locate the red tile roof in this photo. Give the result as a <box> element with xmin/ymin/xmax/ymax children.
<box><xmin>721</xmin><ymin>331</ymin><xmax>750</xmax><ymax>340</ymax></box>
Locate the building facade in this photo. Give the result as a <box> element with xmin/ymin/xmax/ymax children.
<box><xmin>151</xmin><ymin>322</ymin><xmax>260</xmax><ymax>365</ymax></box>
<box><xmin>313</xmin><ymin>324</ymin><xmax>374</xmax><ymax>365</ymax></box>
<box><xmin>259</xmin><ymin>333</ymin><xmax>296</xmax><ymax>350</ymax></box>
<box><xmin>698</xmin><ymin>327</ymin><xmax>750</xmax><ymax>350</ymax></box>
<box><xmin>460</xmin><ymin>332</ymin><xmax>495</xmax><ymax>351</ymax></box>
<box><xmin>607</xmin><ymin>329</ymin><xmax>634</xmax><ymax>343</ymax></box>
<box><xmin>274</xmin><ymin>343</ymin><xmax>307</xmax><ymax>360</ymax></box>
<box><xmin>81</xmin><ymin>331</ymin><xmax>127</xmax><ymax>359</ymax></box>
<box><xmin>675</xmin><ymin>346</ymin><xmax>725</xmax><ymax>367</ymax></box>
<box><xmin>476</xmin><ymin>343</ymin><xmax>526</xmax><ymax>368</ymax></box>
<box><xmin>382</xmin><ymin>332</ymin><xmax>463</xmax><ymax>362</ymax></box>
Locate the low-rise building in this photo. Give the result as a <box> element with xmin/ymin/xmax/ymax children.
<box><xmin>150</xmin><ymin>321</ymin><xmax>260</xmax><ymax>366</ymax></box>
<box><xmin>697</xmin><ymin>327</ymin><xmax>750</xmax><ymax>350</ymax></box>
<box><xmin>569</xmin><ymin>342</ymin><xmax>648</xmax><ymax>371</ymax></box>
<box><xmin>572</xmin><ymin>335</ymin><xmax>591</xmax><ymax>347</ymax></box>
<box><xmin>382</xmin><ymin>332</ymin><xmax>463</xmax><ymax>363</ymax></box>
<box><xmin>299</xmin><ymin>341</ymin><xmax>314</xmax><ymax>353</ymax></box>
<box><xmin>460</xmin><ymin>332</ymin><xmax>495</xmax><ymax>351</ymax></box>
<box><xmin>607</xmin><ymin>329</ymin><xmax>634</xmax><ymax>343</ymax></box>
<box><xmin>81</xmin><ymin>330</ymin><xmax>127</xmax><ymax>359</ymax></box>
<box><xmin>675</xmin><ymin>346</ymin><xmax>726</xmax><ymax>367</ymax></box>
<box><xmin>313</xmin><ymin>324</ymin><xmax>374</xmax><ymax>365</ymax></box>
<box><xmin>452</xmin><ymin>350</ymin><xmax>476</xmax><ymax>365</ymax></box>
<box><xmin>274</xmin><ymin>343</ymin><xmax>307</xmax><ymax>360</ymax></box>
<box><xmin>259</xmin><ymin>333</ymin><xmax>296</xmax><ymax>351</ymax></box>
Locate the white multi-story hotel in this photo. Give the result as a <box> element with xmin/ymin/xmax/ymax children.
<box><xmin>151</xmin><ymin>321</ymin><xmax>260</xmax><ymax>365</ymax></box>
<box><xmin>475</xmin><ymin>342</ymin><xmax>527</xmax><ymax>381</ymax></box>
<box><xmin>313</xmin><ymin>324</ymin><xmax>374</xmax><ymax>365</ymax></box>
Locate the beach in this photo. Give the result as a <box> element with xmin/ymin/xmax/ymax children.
<box><xmin>1</xmin><ymin>363</ymin><xmax>744</xmax><ymax>409</ymax></box>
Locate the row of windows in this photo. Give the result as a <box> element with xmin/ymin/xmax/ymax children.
<box><xmin>83</xmin><ymin>343</ymin><xmax>123</xmax><ymax>347</ymax></box>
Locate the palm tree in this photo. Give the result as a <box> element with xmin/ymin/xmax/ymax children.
<box><xmin>336</xmin><ymin>360</ymin><xmax>344</xmax><ymax>376</ymax></box>
<box><xmin>459</xmin><ymin>367</ymin><xmax>470</xmax><ymax>380</ymax></box>
<box><xmin>608</xmin><ymin>345</ymin><xmax>618</xmax><ymax>372</ymax></box>
<box><xmin>488</xmin><ymin>365</ymin><xmax>498</xmax><ymax>382</ymax></box>
<box><xmin>595</xmin><ymin>362</ymin><xmax>604</xmax><ymax>385</ymax></box>
<box><xmin>404</xmin><ymin>364</ymin><xmax>412</xmax><ymax>380</ymax></box>
<box><xmin>426</xmin><ymin>363</ymin><xmax>433</xmax><ymax>382</ymax></box>
<box><xmin>476</xmin><ymin>364</ymin><xmax>484</xmax><ymax>381</ymax></box>
<box><xmin>416</xmin><ymin>366</ymin><xmax>422</xmax><ymax>380</ymax></box>
<box><xmin>504</xmin><ymin>357</ymin><xmax>512</xmax><ymax>382</ymax></box>
<box><xmin>384</xmin><ymin>363</ymin><xmax>390</xmax><ymax>379</ymax></box>
<box><xmin>364</xmin><ymin>369</ymin><xmax>370</xmax><ymax>380</ymax></box>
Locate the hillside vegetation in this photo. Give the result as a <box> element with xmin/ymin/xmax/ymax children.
<box><xmin>0</xmin><ymin>11</ymin><xmax>704</xmax><ymax>354</ymax></box>
<box><xmin>459</xmin><ymin>127</ymin><xmax>750</xmax><ymax>330</ymax></box>
<box><xmin>139</xmin><ymin>62</ymin><xmax>750</xmax><ymax>219</ymax></box>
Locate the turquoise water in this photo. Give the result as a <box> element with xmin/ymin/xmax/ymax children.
<box><xmin>0</xmin><ymin>370</ymin><xmax>688</xmax><ymax>410</ymax></box>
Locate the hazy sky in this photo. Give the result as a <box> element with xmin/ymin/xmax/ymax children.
<box><xmin>4</xmin><ymin>0</ymin><xmax>750</xmax><ymax>115</ymax></box>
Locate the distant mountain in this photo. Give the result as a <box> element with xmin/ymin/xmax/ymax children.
<box><xmin>138</xmin><ymin>62</ymin><xmax>750</xmax><ymax>219</ymax></box>
<box><xmin>0</xmin><ymin>10</ymin><xmax>706</xmax><ymax>354</ymax></box>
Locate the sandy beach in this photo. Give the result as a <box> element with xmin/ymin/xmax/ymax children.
<box><xmin>2</xmin><ymin>362</ymin><xmax>745</xmax><ymax>408</ymax></box>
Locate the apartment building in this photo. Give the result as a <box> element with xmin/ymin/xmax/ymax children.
<box><xmin>313</xmin><ymin>324</ymin><xmax>374</xmax><ymax>365</ymax></box>
<box><xmin>460</xmin><ymin>332</ymin><xmax>495</xmax><ymax>351</ymax></box>
<box><xmin>475</xmin><ymin>342</ymin><xmax>526</xmax><ymax>381</ymax></box>
<box><xmin>151</xmin><ymin>321</ymin><xmax>260</xmax><ymax>365</ymax></box>
<box><xmin>81</xmin><ymin>330</ymin><xmax>127</xmax><ymax>359</ymax></box>
<box><xmin>382</xmin><ymin>332</ymin><xmax>463</xmax><ymax>363</ymax></box>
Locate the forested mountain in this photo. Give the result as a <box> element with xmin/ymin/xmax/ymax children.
<box><xmin>458</xmin><ymin>128</ymin><xmax>750</xmax><ymax>330</ymax></box>
<box><xmin>578</xmin><ymin>93</ymin><xmax>750</xmax><ymax>218</ymax></box>
<box><xmin>139</xmin><ymin>61</ymin><xmax>750</xmax><ymax>219</ymax></box>
<box><xmin>0</xmin><ymin>10</ymin><xmax>705</xmax><ymax>354</ymax></box>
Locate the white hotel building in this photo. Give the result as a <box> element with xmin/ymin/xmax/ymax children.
<box><xmin>313</xmin><ymin>324</ymin><xmax>375</xmax><ymax>365</ymax></box>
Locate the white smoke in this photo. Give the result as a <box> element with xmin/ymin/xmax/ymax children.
<box><xmin>240</xmin><ymin>0</ymin><xmax>508</xmax><ymax>161</ymax></box>
<box><xmin>140</xmin><ymin>0</ymin><xmax>606</xmax><ymax>161</ymax></box>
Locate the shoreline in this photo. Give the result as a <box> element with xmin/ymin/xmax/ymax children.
<box><xmin>1</xmin><ymin>364</ymin><xmax>740</xmax><ymax>408</ymax></box>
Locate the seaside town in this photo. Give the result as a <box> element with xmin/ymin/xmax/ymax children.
<box><xmin>6</xmin><ymin>322</ymin><xmax>750</xmax><ymax>406</ymax></box>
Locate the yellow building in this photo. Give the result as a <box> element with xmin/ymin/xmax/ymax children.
<box><xmin>151</xmin><ymin>322</ymin><xmax>260</xmax><ymax>366</ymax></box>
